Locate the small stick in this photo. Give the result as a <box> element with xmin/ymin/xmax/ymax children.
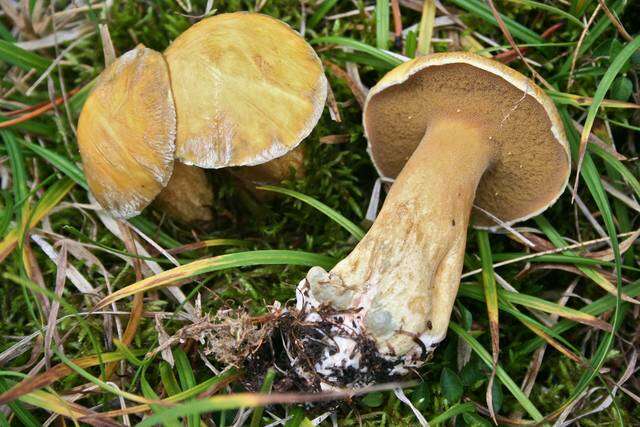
<box><xmin>0</xmin><ymin>87</ymin><xmax>81</xmax><ymax>129</ymax></box>
<box><xmin>461</xmin><ymin>230</ymin><xmax>639</xmax><ymax>279</ymax></box>
<box><xmin>391</xmin><ymin>0</ymin><xmax>403</xmax><ymax>49</ymax></box>
<box><xmin>494</xmin><ymin>23</ymin><xmax>563</xmax><ymax>64</ymax></box>
<box><xmin>597</xmin><ymin>0</ymin><xmax>632</xmax><ymax>42</ymax></box>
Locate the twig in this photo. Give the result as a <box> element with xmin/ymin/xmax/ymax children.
<box><xmin>567</xmin><ymin>5</ymin><xmax>601</xmax><ymax>90</ymax></box>
<box><xmin>485</xmin><ymin>0</ymin><xmax>553</xmax><ymax>90</ymax></box>
<box><xmin>391</xmin><ymin>0</ymin><xmax>403</xmax><ymax>49</ymax></box>
<box><xmin>597</xmin><ymin>0</ymin><xmax>632</xmax><ymax>42</ymax></box>
<box><xmin>0</xmin><ymin>87</ymin><xmax>81</xmax><ymax>128</ymax></box>
<box><xmin>461</xmin><ymin>230</ymin><xmax>639</xmax><ymax>278</ymax></box>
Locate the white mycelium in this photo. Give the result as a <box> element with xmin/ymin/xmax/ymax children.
<box><xmin>294</xmin><ymin>271</ymin><xmax>436</xmax><ymax>389</ymax></box>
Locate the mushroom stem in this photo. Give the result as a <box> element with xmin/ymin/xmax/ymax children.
<box><xmin>299</xmin><ymin>118</ymin><xmax>495</xmax><ymax>367</ymax></box>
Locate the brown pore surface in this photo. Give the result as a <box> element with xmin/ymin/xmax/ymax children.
<box><xmin>77</xmin><ymin>46</ymin><xmax>176</xmax><ymax>218</ymax></box>
<box><xmin>153</xmin><ymin>162</ymin><xmax>214</xmax><ymax>224</ymax></box>
<box><xmin>365</xmin><ymin>62</ymin><xmax>570</xmax><ymax>226</ymax></box>
<box><xmin>164</xmin><ymin>12</ymin><xmax>327</xmax><ymax>169</ymax></box>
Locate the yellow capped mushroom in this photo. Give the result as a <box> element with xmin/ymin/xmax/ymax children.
<box><xmin>77</xmin><ymin>45</ymin><xmax>176</xmax><ymax>218</ymax></box>
<box><xmin>77</xmin><ymin>13</ymin><xmax>327</xmax><ymax>223</ymax></box>
<box><xmin>164</xmin><ymin>12</ymin><xmax>327</xmax><ymax>169</ymax></box>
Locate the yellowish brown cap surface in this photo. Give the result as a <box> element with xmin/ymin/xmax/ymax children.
<box><xmin>164</xmin><ymin>12</ymin><xmax>327</xmax><ymax>169</ymax></box>
<box><xmin>364</xmin><ymin>52</ymin><xmax>571</xmax><ymax>227</ymax></box>
<box><xmin>77</xmin><ymin>45</ymin><xmax>176</xmax><ymax>218</ymax></box>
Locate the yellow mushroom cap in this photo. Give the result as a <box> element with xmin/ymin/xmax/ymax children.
<box><xmin>164</xmin><ymin>12</ymin><xmax>328</xmax><ymax>169</ymax></box>
<box><xmin>77</xmin><ymin>45</ymin><xmax>176</xmax><ymax>218</ymax></box>
<box><xmin>363</xmin><ymin>52</ymin><xmax>571</xmax><ymax>228</ymax></box>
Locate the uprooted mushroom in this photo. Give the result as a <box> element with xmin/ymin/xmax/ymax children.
<box><xmin>292</xmin><ymin>52</ymin><xmax>571</xmax><ymax>388</ymax></box>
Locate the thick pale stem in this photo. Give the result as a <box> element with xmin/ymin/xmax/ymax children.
<box><xmin>153</xmin><ymin>163</ymin><xmax>214</xmax><ymax>224</ymax></box>
<box><xmin>303</xmin><ymin>118</ymin><xmax>495</xmax><ymax>358</ymax></box>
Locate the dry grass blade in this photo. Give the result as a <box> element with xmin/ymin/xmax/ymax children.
<box><xmin>44</xmin><ymin>242</ymin><xmax>67</xmax><ymax>367</ymax></box>
<box><xmin>485</xmin><ymin>0</ymin><xmax>551</xmax><ymax>89</ymax></box>
<box><xmin>552</xmin><ymin>92</ymin><xmax>640</xmax><ymax>109</ymax></box>
<box><xmin>21</xmin><ymin>238</ymin><xmax>51</xmax><ymax>313</ymax></box>
<box><xmin>20</xmin><ymin>389</ymin><xmax>122</xmax><ymax>427</ymax></box>
<box><xmin>323</xmin><ymin>60</ymin><xmax>367</xmax><ymax>107</ymax></box>
<box><xmin>519</xmin><ymin>317</ymin><xmax>582</xmax><ymax>364</ymax></box>
<box><xmin>597</xmin><ymin>0</ymin><xmax>632</xmax><ymax>41</ymax></box>
<box><xmin>477</xmin><ymin>230</ymin><xmax>500</xmax><ymax>424</ymax></box>
<box><xmin>587</xmin><ymin>228</ymin><xmax>640</xmax><ymax>261</ymax></box>
<box><xmin>416</xmin><ymin>0</ymin><xmax>435</xmax><ymax>55</ymax></box>
<box><xmin>95</xmin><ymin>250</ymin><xmax>335</xmax><ymax>309</ymax></box>
<box><xmin>0</xmin><ymin>352</ymin><xmax>130</xmax><ymax>405</ymax></box>
<box><xmin>103</xmin><ymin>222</ymin><xmax>145</xmax><ymax>381</ymax></box>
<box><xmin>125</xmin><ymin>381</ymin><xmax>419</xmax><ymax>426</ymax></box>
<box><xmin>391</xmin><ymin>0</ymin><xmax>403</xmax><ymax>47</ymax></box>
<box><xmin>0</xmin><ymin>178</ymin><xmax>75</xmax><ymax>262</ymax></box>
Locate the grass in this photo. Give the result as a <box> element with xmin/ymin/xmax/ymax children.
<box><xmin>1</xmin><ymin>0</ymin><xmax>639</xmax><ymax>425</ymax></box>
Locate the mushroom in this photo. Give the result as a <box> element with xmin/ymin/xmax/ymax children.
<box><xmin>77</xmin><ymin>45</ymin><xmax>178</xmax><ymax>219</ymax></box>
<box><xmin>77</xmin><ymin>13</ymin><xmax>327</xmax><ymax>223</ymax></box>
<box><xmin>296</xmin><ymin>52</ymin><xmax>570</xmax><ymax>386</ymax></box>
<box><xmin>163</xmin><ymin>12</ymin><xmax>327</xmax><ymax>169</ymax></box>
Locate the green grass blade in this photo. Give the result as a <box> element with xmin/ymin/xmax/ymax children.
<box><xmin>311</xmin><ymin>36</ymin><xmax>403</xmax><ymax>68</ymax></box>
<box><xmin>449</xmin><ymin>323</ymin><xmax>543</xmax><ymax>421</ymax></box>
<box><xmin>553</xmin><ymin>109</ymin><xmax>625</xmax><ymax>418</ymax></box>
<box><xmin>375</xmin><ymin>0</ymin><xmax>390</xmax><ymax>49</ymax></box>
<box><xmin>491</xmin><ymin>253</ymin><xmax>640</xmax><ymax>272</ymax></box>
<box><xmin>588</xmin><ymin>142</ymin><xmax>640</xmax><ymax>201</ymax></box>
<box><xmin>96</xmin><ymin>250</ymin><xmax>337</xmax><ymax>308</ymax></box>
<box><xmin>0</xmin><ymin>40</ymin><xmax>51</xmax><ymax>72</ymax></box>
<box><xmin>307</xmin><ymin>0</ymin><xmax>338</xmax><ymax>30</ymax></box>
<box><xmin>250</xmin><ymin>369</ymin><xmax>276</xmax><ymax>427</ymax></box>
<box><xmin>447</xmin><ymin>0</ymin><xmax>544</xmax><ymax>45</ymax></box>
<box><xmin>578</xmin><ymin>36</ymin><xmax>640</xmax><ymax>172</ymax></box>
<box><xmin>535</xmin><ymin>216</ymin><xmax>623</xmax><ymax>300</ymax></box>
<box><xmin>519</xmin><ymin>280</ymin><xmax>640</xmax><ymax>355</ymax></box>
<box><xmin>0</xmin><ymin>377</ymin><xmax>40</xmax><ymax>427</ymax></box>
<box><xmin>141</xmin><ymin>369</ymin><xmax>181</xmax><ymax>427</ymax></box>
<box><xmin>3</xmin><ymin>131</ymin><xmax>28</xmax><ymax>211</ymax></box>
<box><xmin>20</xmin><ymin>139</ymin><xmax>88</xmax><ymax>189</ymax></box>
<box><xmin>505</xmin><ymin>0</ymin><xmax>584</xmax><ymax>27</ymax></box>
<box><xmin>174</xmin><ymin>348</ymin><xmax>199</xmax><ymax>427</ymax></box>
<box><xmin>162</xmin><ymin>369</ymin><xmax>238</xmax><ymax>403</ymax></box>
<box><xmin>476</xmin><ymin>230</ymin><xmax>500</xmax><ymax>363</ymax></box>
<box><xmin>458</xmin><ymin>284</ymin><xmax>611</xmax><ymax>331</ymax></box>
<box><xmin>159</xmin><ymin>362</ymin><xmax>182</xmax><ymax>396</ymax></box>
<box><xmin>52</xmin><ymin>349</ymin><xmax>149</xmax><ymax>404</ymax></box>
<box><xmin>258</xmin><ymin>185</ymin><xmax>365</xmax><ymax>240</ymax></box>
<box><xmin>429</xmin><ymin>402</ymin><xmax>476</xmax><ymax>425</ymax></box>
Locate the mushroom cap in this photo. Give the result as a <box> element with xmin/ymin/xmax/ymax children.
<box><xmin>363</xmin><ymin>52</ymin><xmax>570</xmax><ymax>228</ymax></box>
<box><xmin>77</xmin><ymin>45</ymin><xmax>176</xmax><ymax>218</ymax></box>
<box><xmin>164</xmin><ymin>12</ymin><xmax>328</xmax><ymax>169</ymax></box>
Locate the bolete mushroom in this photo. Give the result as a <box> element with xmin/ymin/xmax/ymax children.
<box><xmin>77</xmin><ymin>45</ymin><xmax>179</xmax><ymax>219</ymax></box>
<box><xmin>296</xmin><ymin>52</ymin><xmax>570</xmax><ymax>386</ymax></box>
<box><xmin>164</xmin><ymin>12</ymin><xmax>327</xmax><ymax>169</ymax></box>
<box><xmin>77</xmin><ymin>13</ymin><xmax>327</xmax><ymax>223</ymax></box>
